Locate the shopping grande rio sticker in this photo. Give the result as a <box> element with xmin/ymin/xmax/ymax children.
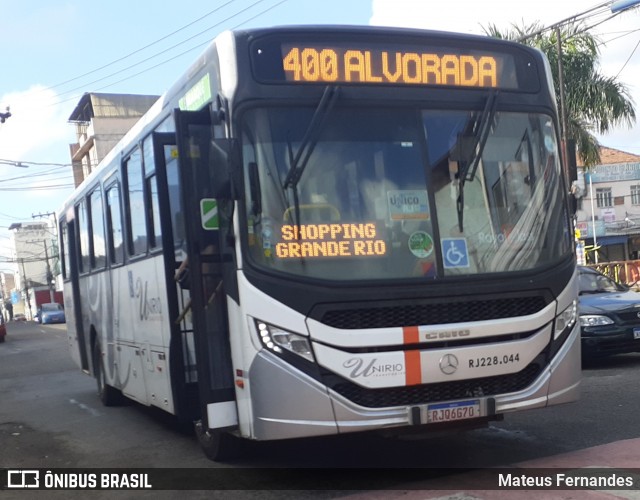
<box><xmin>275</xmin><ymin>222</ymin><xmax>387</xmax><ymax>259</ymax></box>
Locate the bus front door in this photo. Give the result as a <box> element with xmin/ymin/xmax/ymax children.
<box><xmin>155</xmin><ymin>111</ymin><xmax>235</xmax><ymax>428</ymax></box>
<box><xmin>66</xmin><ymin>218</ymin><xmax>90</xmax><ymax>372</ymax></box>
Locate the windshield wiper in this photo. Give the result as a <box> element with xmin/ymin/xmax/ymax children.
<box><xmin>282</xmin><ymin>85</ymin><xmax>340</xmax><ymax>191</ymax></box>
<box><xmin>456</xmin><ymin>90</ymin><xmax>499</xmax><ymax>232</ymax></box>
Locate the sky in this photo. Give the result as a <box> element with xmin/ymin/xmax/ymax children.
<box><xmin>1</xmin><ymin>0</ymin><xmax>639</xmax><ymax>264</ymax></box>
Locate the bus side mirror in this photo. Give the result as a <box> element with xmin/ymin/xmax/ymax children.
<box><xmin>210</xmin><ymin>139</ymin><xmax>241</xmax><ymax>201</ymax></box>
<box><xmin>569</xmin><ymin>180</ymin><xmax>583</xmax><ymax>216</ymax></box>
<box><xmin>569</xmin><ymin>193</ymin><xmax>578</xmax><ymax>216</ymax></box>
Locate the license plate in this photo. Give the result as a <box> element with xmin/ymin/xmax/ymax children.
<box><xmin>426</xmin><ymin>399</ymin><xmax>481</xmax><ymax>423</ymax></box>
<box><xmin>634</xmin><ymin>328</ymin><xmax>640</xmax><ymax>340</ymax></box>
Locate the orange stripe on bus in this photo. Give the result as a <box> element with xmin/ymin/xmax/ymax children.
<box><xmin>403</xmin><ymin>326</ymin><xmax>419</xmax><ymax>344</ymax></box>
<box><xmin>404</xmin><ymin>350</ymin><xmax>422</xmax><ymax>386</ymax></box>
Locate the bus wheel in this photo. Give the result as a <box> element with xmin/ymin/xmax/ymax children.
<box><xmin>93</xmin><ymin>342</ymin><xmax>122</xmax><ymax>407</ymax></box>
<box><xmin>195</xmin><ymin>420</ymin><xmax>242</xmax><ymax>461</ymax></box>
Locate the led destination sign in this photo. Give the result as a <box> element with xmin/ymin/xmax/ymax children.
<box><xmin>276</xmin><ymin>43</ymin><xmax>520</xmax><ymax>89</ymax></box>
<box><xmin>275</xmin><ymin>222</ymin><xmax>387</xmax><ymax>259</ymax></box>
<box><xmin>283</xmin><ymin>46</ymin><xmax>505</xmax><ymax>87</ymax></box>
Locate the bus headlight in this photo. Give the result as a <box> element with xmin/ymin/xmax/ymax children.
<box><xmin>256</xmin><ymin>321</ymin><xmax>314</xmax><ymax>362</ymax></box>
<box><xmin>554</xmin><ymin>300</ymin><xmax>577</xmax><ymax>339</ymax></box>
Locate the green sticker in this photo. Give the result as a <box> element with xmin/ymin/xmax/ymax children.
<box><xmin>179</xmin><ymin>73</ymin><xmax>212</xmax><ymax>111</ymax></box>
<box><xmin>201</xmin><ymin>199</ymin><xmax>219</xmax><ymax>230</ymax></box>
<box><xmin>408</xmin><ymin>231</ymin><xmax>433</xmax><ymax>258</ymax></box>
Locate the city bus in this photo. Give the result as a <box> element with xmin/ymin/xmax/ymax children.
<box><xmin>58</xmin><ymin>25</ymin><xmax>580</xmax><ymax>460</ymax></box>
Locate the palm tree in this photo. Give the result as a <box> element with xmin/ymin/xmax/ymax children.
<box><xmin>484</xmin><ymin>22</ymin><xmax>635</xmax><ymax>167</ymax></box>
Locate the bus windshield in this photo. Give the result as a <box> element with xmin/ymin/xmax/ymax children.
<box><xmin>241</xmin><ymin>106</ymin><xmax>572</xmax><ymax>281</ymax></box>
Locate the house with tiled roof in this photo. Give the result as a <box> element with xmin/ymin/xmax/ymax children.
<box><xmin>576</xmin><ymin>146</ymin><xmax>640</xmax><ymax>263</ymax></box>
<box><xmin>599</xmin><ymin>147</ymin><xmax>640</xmax><ymax>164</ymax></box>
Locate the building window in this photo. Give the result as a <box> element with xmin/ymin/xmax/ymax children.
<box><xmin>631</xmin><ymin>185</ymin><xmax>640</xmax><ymax>205</ymax></box>
<box><xmin>596</xmin><ymin>187</ymin><xmax>612</xmax><ymax>208</ymax></box>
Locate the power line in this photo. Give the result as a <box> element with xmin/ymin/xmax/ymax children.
<box><xmin>0</xmin><ymin>212</ymin><xmax>23</xmax><ymax>221</ymax></box>
<box><xmin>615</xmin><ymin>34</ymin><xmax>640</xmax><ymax>76</ymax></box>
<box><xmin>46</xmin><ymin>0</ymin><xmax>288</xmax><ymax>109</ymax></box>
<box><xmin>48</xmin><ymin>0</ymin><xmax>236</xmax><ymax>91</ymax></box>
<box><xmin>581</xmin><ymin>11</ymin><xmax>623</xmax><ymax>34</ymax></box>
<box><xmin>600</xmin><ymin>27</ymin><xmax>640</xmax><ymax>47</ymax></box>
<box><xmin>0</xmin><ymin>158</ymin><xmax>71</xmax><ymax>167</ymax></box>
<box><xmin>0</xmin><ymin>166</ymin><xmax>70</xmax><ymax>184</ymax></box>
<box><xmin>53</xmin><ymin>0</ymin><xmax>272</xmax><ymax>100</ymax></box>
<box><xmin>0</xmin><ymin>184</ymin><xmax>74</xmax><ymax>192</ymax></box>
<box><xmin>75</xmin><ymin>0</ymin><xmax>289</xmax><ymax>98</ymax></box>
<box><xmin>516</xmin><ymin>1</ymin><xmax>616</xmax><ymax>41</ymax></box>
<box><xmin>229</xmin><ymin>0</ymin><xmax>288</xmax><ymax>29</ymax></box>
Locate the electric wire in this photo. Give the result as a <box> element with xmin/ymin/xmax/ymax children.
<box><xmin>84</xmin><ymin>0</ymin><xmax>288</xmax><ymax>96</ymax></box>
<box><xmin>0</xmin><ymin>185</ymin><xmax>74</xmax><ymax>192</ymax></box>
<box><xmin>615</xmin><ymin>35</ymin><xmax>640</xmax><ymax>76</ymax></box>
<box><xmin>52</xmin><ymin>0</ymin><xmax>272</xmax><ymax>101</ymax></box>
<box><xmin>47</xmin><ymin>0</ymin><xmax>236</xmax><ymax>91</ymax></box>
<box><xmin>45</xmin><ymin>0</ymin><xmax>288</xmax><ymax>109</ymax></box>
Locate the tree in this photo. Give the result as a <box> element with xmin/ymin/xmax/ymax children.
<box><xmin>484</xmin><ymin>22</ymin><xmax>636</xmax><ymax>167</ymax></box>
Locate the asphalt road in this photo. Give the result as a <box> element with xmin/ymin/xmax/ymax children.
<box><xmin>1</xmin><ymin>320</ymin><xmax>640</xmax><ymax>496</ymax></box>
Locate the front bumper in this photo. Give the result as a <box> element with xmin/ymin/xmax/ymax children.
<box><xmin>42</xmin><ymin>315</ymin><xmax>65</xmax><ymax>324</ymax></box>
<box><xmin>247</xmin><ymin>324</ymin><xmax>581</xmax><ymax>441</ymax></box>
<box><xmin>581</xmin><ymin>325</ymin><xmax>640</xmax><ymax>358</ymax></box>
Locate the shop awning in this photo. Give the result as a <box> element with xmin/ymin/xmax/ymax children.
<box><xmin>587</xmin><ymin>235</ymin><xmax>628</xmax><ymax>246</ymax></box>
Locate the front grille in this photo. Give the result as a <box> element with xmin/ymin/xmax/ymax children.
<box><xmin>320</xmin><ymin>296</ymin><xmax>548</xmax><ymax>329</ymax></box>
<box><xmin>329</xmin><ymin>363</ymin><xmax>542</xmax><ymax>408</ymax></box>
<box><xmin>616</xmin><ymin>310</ymin><xmax>640</xmax><ymax>325</ymax></box>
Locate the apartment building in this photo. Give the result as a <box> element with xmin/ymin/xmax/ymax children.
<box><xmin>68</xmin><ymin>92</ymin><xmax>159</xmax><ymax>187</ymax></box>
<box><xmin>576</xmin><ymin>147</ymin><xmax>640</xmax><ymax>262</ymax></box>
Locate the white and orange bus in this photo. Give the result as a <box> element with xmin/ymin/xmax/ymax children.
<box><xmin>58</xmin><ymin>25</ymin><xmax>580</xmax><ymax>460</ymax></box>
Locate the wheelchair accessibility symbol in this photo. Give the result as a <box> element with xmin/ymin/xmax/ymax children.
<box><xmin>442</xmin><ymin>238</ymin><xmax>470</xmax><ymax>269</ymax></box>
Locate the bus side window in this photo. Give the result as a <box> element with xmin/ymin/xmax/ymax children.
<box><xmin>164</xmin><ymin>145</ymin><xmax>185</xmax><ymax>253</ymax></box>
<box><xmin>124</xmin><ymin>148</ymin><xmax>147</xmax><ymax>256</ymax></box>
<box><xmin>59</xmin><ymin>218</ymin><xmax>69</xmax><ymax>280</ymax></box>
<box><xmin>76</xmin><ymin>199</ymin><xmax>90</xmax><ymax>273</ymax></box>
<box><xmin>106</xmin><ymin>183</ymin><xmax>125</xmax><ymax>265</ymax></box>
<box><xmin>89</xmin><ymin>188</ymin><xmax>107</xmax><ymax>269</ymax></box>
<box><xmin>147</xmin><ymin>174</ymin><xmax>162</xmax><ymax>250</ymax></box>
<box><xmin>143</xmin><ymin>135</ymin><xmax>162</xmax><ymax>250</ymax></box>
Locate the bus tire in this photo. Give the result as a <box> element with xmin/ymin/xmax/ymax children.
<box><xmin>94</xmin><ymin>342</ymin><xmax>122</xmax><ymax>407</ymax></box>
<box><xmin>195</xmin><ymin>420</ymin><xmax>242</xmax><ymax>461</ymax></box>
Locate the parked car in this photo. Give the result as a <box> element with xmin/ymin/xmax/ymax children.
<box><xmin>578</xmin><ymin>266</ymin><xmax>640</xmax><ymax>359</ymax></box>
<box><xmin>38</xmin><ymin>303</ymin><xmax>65</xmax><ymax>325</ymax></box>
<box><xmin>0</xmin><ymin>315</ymin><xmax>6</xmax><ymax>343</ymax></box>
<box><xmin>13</xmin><ymin>313</ymin><xmax>26</xmax><ymax>322</ymax></box>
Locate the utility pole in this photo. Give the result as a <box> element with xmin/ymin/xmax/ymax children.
<box><xmin>516</xmin><ymin>0</ymin><xmax>640</xmax><ymax>184</ymax></box>
<box><xmin>32</xmin><ymin>211</ymin><xmax>57</xmax><ymax>222</ymax></box>
<box><xmin>43</xmin><ymin>241</ymin><xmax>54</xmax><ymax>302</ymax></box>
<box><xmin>20</xmin><ymin>258</ymin><xmax>31</xmax><ymax>319</ymax></box>
<box><xmin>32</xmin><ymin>212</ymin><xmax>59</xmax><ymax>295</ymax></box>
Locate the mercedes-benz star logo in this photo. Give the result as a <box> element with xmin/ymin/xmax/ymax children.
<box><xmin>439</xmin><ymin>354</ymin><xmax>459</xmax><ymax>375</ymax></box>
